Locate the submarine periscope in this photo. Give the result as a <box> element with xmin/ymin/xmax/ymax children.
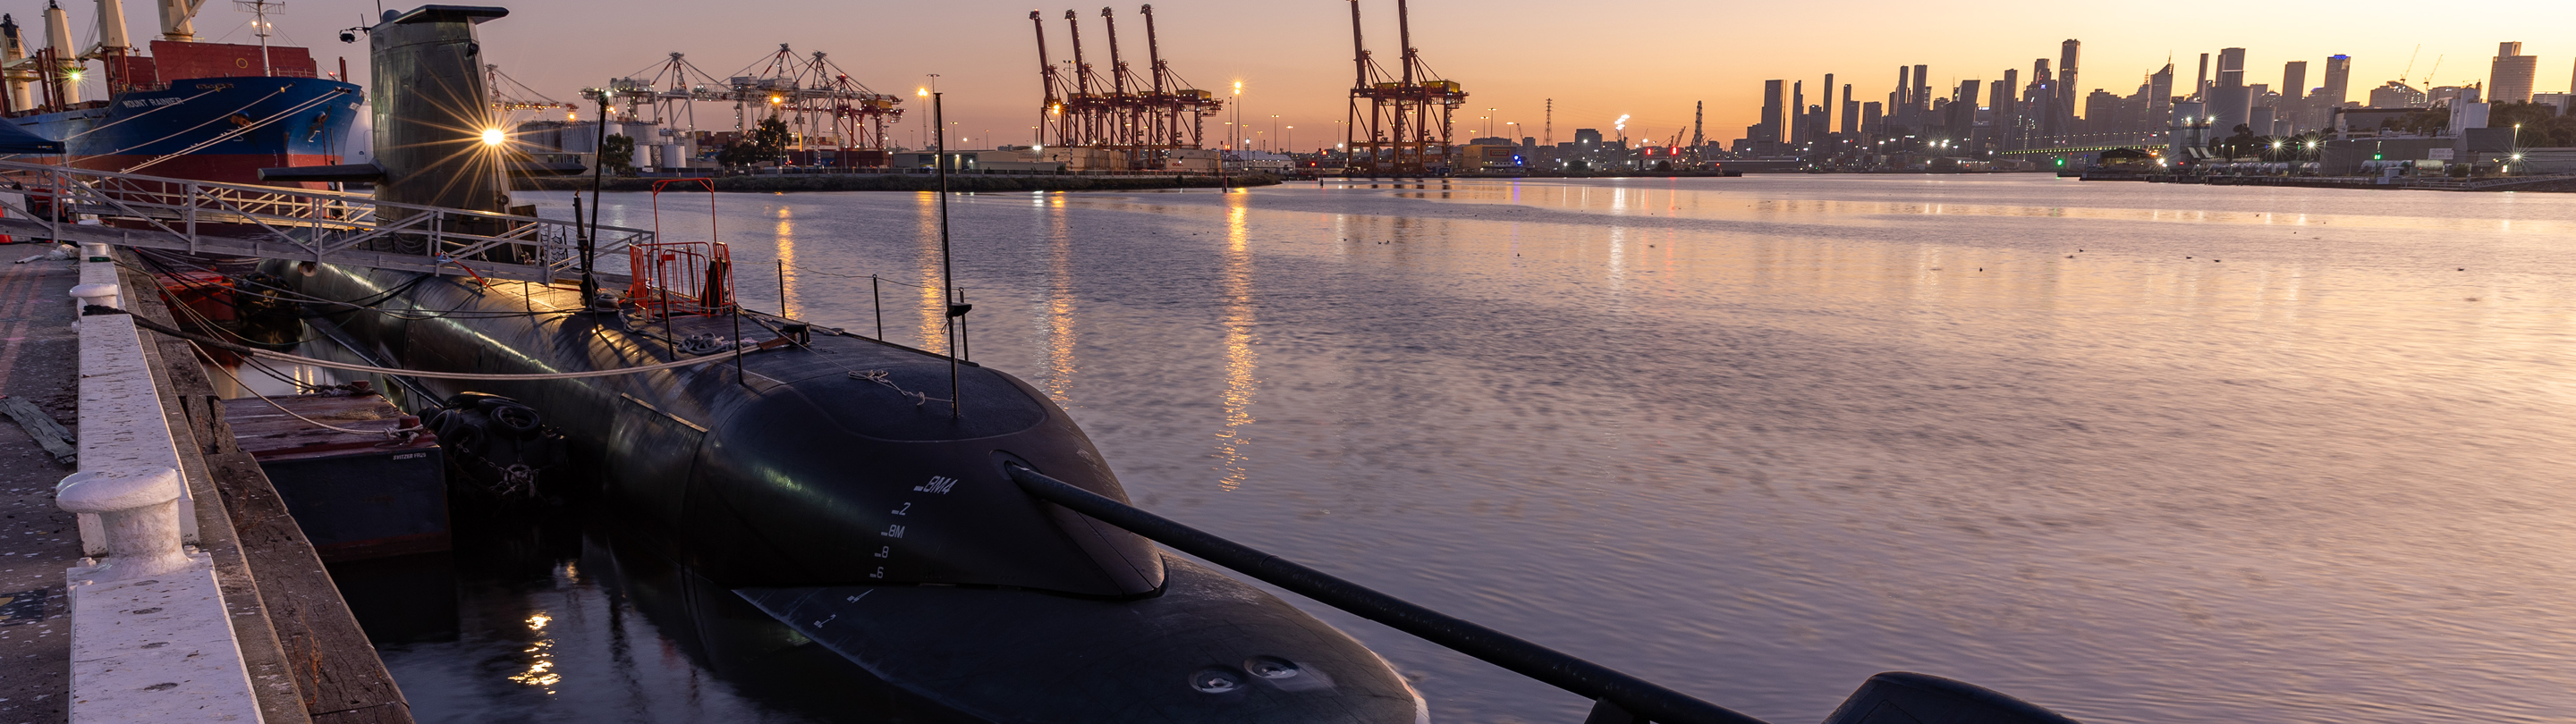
<box><xmin>180</xmin><ymin>5</ymin><xmax>2104</xmax><ymax>723</ymax></box>
<box><xmin>272</xmin><ymin>5</ymin><xmax>1428</xmax><ymax>722</ymax></box>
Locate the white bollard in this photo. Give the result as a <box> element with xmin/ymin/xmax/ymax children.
<box><xmin>80</xmin><ymin>241</ymin><xmax>109</xmax><ymax>262</ymax></box>
<box><xmin>55</xmin><ymin>467</ymin><xmax>190</xmax><ymax>581</ymax></box>
<box><xmin>68</xmin><ymin>282</ymin><xmax>119</xmax><ymax>310</ymax></box>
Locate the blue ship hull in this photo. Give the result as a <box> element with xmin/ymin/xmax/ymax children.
<box><xmin>6</xmin><ymin>75</ymin><xmax>360</xmax><ymax>184</ymax></box>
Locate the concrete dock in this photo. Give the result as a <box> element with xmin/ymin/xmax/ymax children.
<box><xmin>0</xmin><ymin>246</ymin><xmax>415</xmax><ymax>724</ymax></box>
<box><xmin>0</xmin><ymin>246</ymin><xmax>82</xmax><ymax>723</ymax></box>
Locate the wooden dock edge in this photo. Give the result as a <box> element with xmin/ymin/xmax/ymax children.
<box><xmin>115</xmin><ymin>257</ymin><xmax>415</xmax><ymax>724</ymax></box>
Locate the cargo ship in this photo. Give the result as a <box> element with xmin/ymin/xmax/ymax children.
<box><xmin>2</xmin><ymin>0</ymin><xmax>359</xmax><ymax>183</ymax></box>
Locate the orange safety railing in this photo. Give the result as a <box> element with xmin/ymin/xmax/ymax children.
<box><xmin>627</xmin><ymin>178</ymin><xmax>733</xmax><ymax>318</ymax></box>
<box><xmin>625</xmin><ymin>240</ymin><xmax>733</xmax><ymax>317</ymax></box>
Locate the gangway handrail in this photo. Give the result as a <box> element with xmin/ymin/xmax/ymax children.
<box><xmin>0</xmin><ymin>158</ymin><xmax>597</xmax><ymax>223</ymax></box>
<box><xmin>0</xmin><ymin>160</ymin><xmax>660</xmax><ymax>283</ymax></box>
<box><xmin>1004</xmin><ymin>465</ymin><xmax>1768</xmax><ymax>724</ymax></box>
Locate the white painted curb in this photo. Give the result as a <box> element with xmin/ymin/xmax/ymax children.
<box><xmin>65</xmin><ymin>552</ymin><xmax>265</xmax><ymax>724</ymax></box>
<box><xmin>70</xmin><ymin>262</ymin><xmax>198</xmax><ymax>554</ymax></box>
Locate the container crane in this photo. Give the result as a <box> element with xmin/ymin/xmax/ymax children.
<box><xmin>1344</xmin><ymin>0</ymin><xmax>1466</xmax><ymax>176</ymax></box>
<box><xmin>1030</xmin><ymin>5</ymin><xmax>1221</xmax><ymax>171</ymax></box>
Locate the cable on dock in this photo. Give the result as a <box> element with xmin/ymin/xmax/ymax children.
<box><xmin>97</xmin><ymin>305</ymin><xmax>789</xmax><ymax>381</ymax></box>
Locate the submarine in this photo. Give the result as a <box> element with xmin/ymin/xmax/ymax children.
<box><xmin>263</xmin><ymin>6</ymin><xmax>1427</xmax><ymax>722</ymax></box>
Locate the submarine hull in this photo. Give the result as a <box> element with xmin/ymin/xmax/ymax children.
<box><xmin>283</xmin><ymin>262</ymin><xmax>1425</xmax><ymax>721</ymax></box>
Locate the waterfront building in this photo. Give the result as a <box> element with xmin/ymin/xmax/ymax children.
<box><xmin>2489</xmin><ymin>42</ymin><xmax>2537</xmax><ymax>104</ymax></box>
<box><xmin>2029</xmin><ymin>59</ymin><xmax>2055</xmax><ymax>142</ymax></box>
<box><xmin>1841</xmin><ymin>84</ymin><xmax>1859</xmax><ymax>136</ymax></box>
<box><xmin>1792</xmin><ymin>80</ymin><xmax>1808</xmax><ymax>145</ymax></box>
<box><xmin>1821</xmin><ymin>73</ymin><xmax>1835</xmax><ymax>140</ymax></box>
<box><xmin>2194</xmin><ymin>53</ymin><xmax>2210</xmax><ymax>100</ymax></box>
<box><xmin>1758</xmin><ymin>80</ymin><xmax>1785</xmax><ymax>144</ymax></box>
<box><xmin>1895</xmin><ymin>65</ymin><xmax>1911</xmax><ymax>116</ymax></box>
<box><xmin>2282</xmin><ymin>61</ymin><xmax>2309</xmax><ymax>129</ymax></box>
<box><xmin>2211</xmin><ymin>47</ymin><xmax>2252</xmax><ymax>135</ymax></box>
<box><xmin>2147</xmin><ymin>63</ymin><xmax>2174</xmax><ymax>135</ymax></box>
<box><xmin>2321</xmin><ymin>55</ymin><xmax>2351</xmax><ymax>105</ymax></box>
<box><xmin>2059</xmin><ymin>40</ymin><xmax>2082</xmax><ymax>135</ymax></box>
<box><xmin>2368</xmin><ymin>81</ymin><xmax>2428</xmax><ymax>108</ymax></box>
<box><xmin>1996</xmin><ymin>68</ymin><xmax>2020</xmax><ymax>149</ymax></box>
<box><xmin>1912</xmin><ymin>63</ymin><xmax>1931</xmax><ymax>119</ymax></box>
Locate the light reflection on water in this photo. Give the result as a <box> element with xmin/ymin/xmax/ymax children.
<box><xmin>475</xmin><ymin>177</ymin><xmax>2576</xmax><ymax>724</ymax></box>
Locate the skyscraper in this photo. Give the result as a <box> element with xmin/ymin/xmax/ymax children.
<box><xmin>1792</xmin><ymin>80</ymin><xmax>1807</xmax><ymax>144</ymax></box>
<box><xmin>2321</xmin><ymin>55</ymin><xmax>2351</xmax><ymax>106</ymax></box>
<box><xmin>1759</xmin><ymin>80</ymin><xmax>1785</xmax><ymax>144</ymax></box>
<box><xmin>2212</xmin><ymin>48</ymin><xmax>2251</xmax><ymax>134</ymax></box>
<box><xmin>2194</xmin><ymin>53</ymin><xmax>2210</xmax><ymax>100</ymax></box>
<box><xmin>1912</xmin><ymin>64</ymin><xmax>1931</xmax><ymax>115</ymax></box>
<box><xmin>2148</xmin><ymin>63</ymin><xmax>2174</xmax><ymax>133</ymax></box>
<box><xmin>2059</xmin><ymin>40</ymin><xmax>2082</xmax><ymax>132</ymax></box>
<box><xmin>2281</xmin><ymin>61</ymin><xmax>2309</xmax><ymax>131</ymax></box>
<box><xmin>1997</xmin><ymin>68</ymin><xmax>2020</xmax><ymax>149</ymax></box>
<box><xmin>2030</xmin><ymin>59</ymin><xmax>2054</xmax><ymax>140</ymax></box>
<box><xmin>1897</xmin><ymin>66</ymin><xmax>1911</xmax><ymax>109</ymax></box>
<box><xmin>1822</xmin><ymin>73</ymin><xmax>1835</xmax><ymax>137</ymax></box>
<box><xmin>1842</xmin><ymin>84</ymin><xmax>1858</xmax><ymax>136</ymax></box>
<box><xmin>2490</xmin><ymin>42</ymin><xmax>2537</xmax><ymax>104</ymax></box>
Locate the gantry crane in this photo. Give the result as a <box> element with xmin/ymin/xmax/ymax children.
<box><xmin>1030</xmin><ymin>5</ymin><xmax>1220</xmax><ymax>171</ymax></box>
<box><xmin>585</xmin><ymin>46</ymin><xmax>903</xmax><ymax>167</ymax></box>
<box><xmin>487</xmin><ymin>64</ymin><xmax>578</xmax><ymax>121</ymax></box>
<box><xmin>1345</xmin><ymin>0</ymin><xmax>1466</xmax><ymax>176</ymax></box>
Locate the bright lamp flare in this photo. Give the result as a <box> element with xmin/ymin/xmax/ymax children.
<box><xmin>480</xmin><ymin>128</ymin><xmax>505</xmax><ymax>147</ymax></box>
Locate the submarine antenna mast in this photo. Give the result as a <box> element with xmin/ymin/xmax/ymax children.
<box><xmin>581</xmin><ymin>92</ymin><xmax>607</xmax><ymax>307</ymax></box>
<box><xmin>932</xmin><ymin>87</ymin><xmax>961</xmax><ymax>418</ymax></box>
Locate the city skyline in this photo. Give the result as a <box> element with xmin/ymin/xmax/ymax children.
<box><xmin>53</xmin><ymin>0</ymin><xmax>2576</xmax><ymax>151</ymax></box>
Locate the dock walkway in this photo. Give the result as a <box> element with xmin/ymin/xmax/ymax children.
<box><xmin>0</xmin><ymin>245</ymin><xmax>412</xmax><ymax>724</ymax></box>
<box><xmin>0</xmin><ymin>246</ymin><xmax>83</xmax><ymax>723</ymax></box>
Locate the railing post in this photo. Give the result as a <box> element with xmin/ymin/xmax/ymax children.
<box><xmin>183</xmin><ymin>182</ymin><xmax>197</xmax><ymax>242</ymax></box>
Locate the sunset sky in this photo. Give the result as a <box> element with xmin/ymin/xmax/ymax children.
<box><xmin>123</xmin><ymin>0</ymin><xmax>2576</xmax><ymax>150</ymax></box>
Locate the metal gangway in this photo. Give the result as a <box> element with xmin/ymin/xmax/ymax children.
<box><xmin>0</xmin><ymin>160</ymin><xmax>651</xmax><ymax>283</ymax></box>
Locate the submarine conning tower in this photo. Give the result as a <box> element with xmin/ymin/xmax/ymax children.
<box><xmin>369</xmin><ymin>5</ymin><xmax>509</xmax><ymax>215</ymax></box>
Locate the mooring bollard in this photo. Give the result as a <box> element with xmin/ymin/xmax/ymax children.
<box><xmin>68</xmin><ymin>282</ymin><xmax>120</xmax><ymax>310</ymax></box>
<box><xmin>55</xmin><ymin>467</ymin><xmax>191</xmax><ymax>580</ymax></box>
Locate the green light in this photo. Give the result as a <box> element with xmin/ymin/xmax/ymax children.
<box><xmin>2372</xmin><ymin>154</ymin><xmax>2383</xmax><ymax>160</ymax></box>
<box><xmin>2055</xmin><ymin>158</ymin><xmax>2064</xmax><ymax>166</ymax></box>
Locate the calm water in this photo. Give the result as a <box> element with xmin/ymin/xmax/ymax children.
<box><xmin>367</xmin><ymin>176</ymin><xmax>2576</xmax><ymax>724</ymax></box>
